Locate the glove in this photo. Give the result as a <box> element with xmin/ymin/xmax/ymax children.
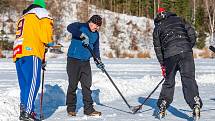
<box><xmin>50</xmin><ymin>43</ymin><xmax>63</xmax><ymax>49</ymax></box>
<box><xmin>97</xmin><ymin>62</ymin><xmax>105</xmax><ymax>71</ymax></box>
<box><xmin>80</xmin><ymin>33</ymin><xmax>89</xmax><ymax>47</ymax></box>
<box><xmin>161</xmin><ymin>65</ymin><xmax>166</xmax><ymax>78</ymax></box>
<box><xmin>95</xmin><ymin>58</ymin><xmax>105</xmax><ymax>72</ymax></box>
<box><xmin>42</xmin><ymin>61</ymin><xmax>46</xmax><ymax>71</ymax></box>
<box><xmin>45</xmin><ymin>47</ymin><xmax>48</xmax><ymax>53</ymax></box>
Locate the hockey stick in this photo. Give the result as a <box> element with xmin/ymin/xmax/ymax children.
<box><xmin>40</xmin><ymin>68</ymin><xmax>45</xmax><ymax>120</ymax></box>
<box><xmin>40</xmin><ymin>49</ymin><xmax>47</xmax><ymax>120</ymax></box>
<box><xmin>85</xmin><ymin>45</ymin><xmax>135</xmax><ymax>112</ymax></box>
<box><xmin>132</xmin><ymin>78</ymin><xmax>165</xmax><ymax>114</ymax></box>
<box><xmin>209</xmin><ymin>46</ymin><xmax>215</xmax><ymax>53</ymax></box>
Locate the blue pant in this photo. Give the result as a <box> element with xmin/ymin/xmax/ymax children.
<box><xmin>15</xmin><ymin>56</ymin><xmax>42</xmax><ymax>113</ymax></box>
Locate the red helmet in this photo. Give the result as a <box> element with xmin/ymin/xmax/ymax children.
<box><xmin>157</xmin><ymin>8</ymin><xmax>165</xmax><ymax>14</ymax></box>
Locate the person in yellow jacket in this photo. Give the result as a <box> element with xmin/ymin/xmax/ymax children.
<box><xmin>13</xmin><ymin>0</ymin><xmax>54</xmax><ymax>120</ymax></box>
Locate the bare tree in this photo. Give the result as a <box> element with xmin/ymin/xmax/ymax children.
<box><xmin>110</xmin><ymin>0</ymin><xmax>113</xmax><ymax>12</ymax></box>
<box><xmin>205</xmin><ymin>0</ymin><xmax>215</xmax><ymax>45</ymax></box>
<box><xmin>138</xmin><ymin>0</ymin><xmax>140</xmax><ymax>16</ymax></box>
<box><xmin>193</xmin><ymin>0</ymin><xmax>196</xmax><ymax>24</ymax></box>
<box><xmin>154</xmin><ymin>0</ymin><xmax>156</xmax><ymax>18</ymax></box>
<box><xmin>158</xmin><ymin>0</ymin><xmax>160</xmax><ymax>9</ymax></box>
<box><xmin>47</xmin><ymin>0</ymin><xmax>66</xmax><ymax>42</ymax></box>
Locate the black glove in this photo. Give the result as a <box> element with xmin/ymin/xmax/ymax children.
<box><xmin>160</xmin><ymin>64</ymin><xmax>166</xmax><ymax>78</ymax></box>
<box><xmin>42</xmin><ymin>61</ymin><xmax>46</xmax><ymax>71</ymax></box>
<box><xmin>95</xmin><ymin>58</ymin><xmax>105</xmax><ymax>72</ymax></box>
<box><xmin>209</xmin><ymin>46</ymin><xmax>215</xmax><ymax>53</ymax></box>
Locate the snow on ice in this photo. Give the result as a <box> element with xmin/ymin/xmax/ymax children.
<box><xmin>0</xmin><ymin>58</ymin><xmax>214</xmax><ymax>121</ymax></box>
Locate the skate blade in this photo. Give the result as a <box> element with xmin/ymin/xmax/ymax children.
<box><xmin>193</xmin><ymin>115</ymin><xmax>200</xmax><ymax>121</ymax></box>
<box><xmin>193</xmin><ymin>107</ymin><xmax>200</xmax><ymax>121</ymax></box>
<box><xmin>158</xmin><ymin>111</ymin><xmax>166</xmax><ymax>120</ymax></box>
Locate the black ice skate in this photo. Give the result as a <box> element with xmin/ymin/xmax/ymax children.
<box><xmin>192</xmin><ymin>96</ymin><xmax>201</xmax><ymax>121</ymax></box>
<box><xmin>158</xmin><ymin>100</ymin><xmax>167</xmax><ymax>120</ymax></box>
<box><xmin>20</xmin><ymin>112</ymin><xmax>40</xmax><ymax>121</ymax></box>
<box><xmin>193</xmin><ymin>104</ymin><xmax>200</xmax><ymax>121</ymax></box>
<box><xmin>19</xmin><ymin>104</ymin><xmax>25</xmax><ymax>120</ymax></box>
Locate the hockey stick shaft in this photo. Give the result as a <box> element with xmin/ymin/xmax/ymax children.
<box><xmin>86</xmin><ymin>45</ymin><xmax>132</xmax><ymax>109</ymax></box>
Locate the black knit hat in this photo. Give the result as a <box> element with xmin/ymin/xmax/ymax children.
<box><xmin>88</xmin><ymin>15</ymin><xmax>102</xmax><ymax>26</ymax></box>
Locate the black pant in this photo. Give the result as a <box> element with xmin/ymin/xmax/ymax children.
<box><xmin>157</xmin><ymin>52</ymin><xmax>203</xmax><ymax>109</ymax></box>
<box><xmin>66</xmin><ymin>57</ymin><xmax>95</xmax><ymax>114</ymax></box>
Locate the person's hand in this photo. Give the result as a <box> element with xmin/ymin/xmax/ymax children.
<box><xmin>209</xmin><ymin>46</ymin><xmax>215</xmax><ymax>53</ymax></box>
<box><xmin>97</xmin><ymin>62</ymin><xmax>105</xmax><ymax>70</ymax></box>
<box><xmin>95</xmin><ymin>58</ymin><xmax>105</xmax><ymax>72</ymax></box>
<box><xmin>80</xmin><ymin>33</ymin><xmax>89</xmax><ymax>47</ymax></box>
<box><xmin>45</xmin><ymin>47</ymin><xmax>48</xmax><ymax>53</ymax></box>
<box><xmin>161</xmin><ymin>65</ymin><xmax>166</xmax><ymax>78</ymax></box>
<box><xmin>42</xmin><ymin>61</ymin><xmax>46</xmax><ymax>71</ymax></box>
<box><xmin>50</xmin><ymin>43</ymin><xmax>63</xmax><ymax>49</ymax></box>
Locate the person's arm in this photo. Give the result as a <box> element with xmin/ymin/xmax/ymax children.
<box><xmin>93</xmin><ymin>32</ymin><xmax>100</xmax><ymax>59</ymax></box>
<box><xmin>184</xmin><ymin>22</ymin><xmax>196</xmax><ymax>48</ymax></box>
<box><xmin>67</xmin><ymin>22</ymin><xmax>84</xmax><ymax>39</ymax></box>
<box><xmin>40</xmin><ymin>18</ymin><xmax>54</xmax><ymax>46</ymax></box>
<box><xmin>93</xmin><ymin>32</ymin><xmax>105</xmax><ymax>72</ymax></box>
<box><xmin>153</xmin><ymin>27</ymin><xmax>164</xmax><ymax>65</ymax></box>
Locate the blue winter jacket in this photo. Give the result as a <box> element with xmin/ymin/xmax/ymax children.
<box><xmin>67</xmin><ymin>22</ymin><xmax>100</xmax><ymax>61</ymax></box>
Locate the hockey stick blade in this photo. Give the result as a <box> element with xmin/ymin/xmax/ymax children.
<box><xmin>130</xmin><ymin>105</ymin><xmax>142</xmax><ymax>114</ymax></box>
<box><xmin>40</xmin><ymin>113</ymin><xmax>45</xmax><ymax>120</ymax></box>
<box><xmin>209</xmin><ymin>46</ymin><xmax>215</xmax><ymax>53</ymax></box>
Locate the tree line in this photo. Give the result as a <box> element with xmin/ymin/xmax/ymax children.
<box><xmin>0</xmin><ymin>0</ymin><xmax>214</xmax><ymax>50</ymax></box>
<box><xmin>84</xmin><ymin>0</ymin><xmax>215</xmax><ymax>49</ymax></box>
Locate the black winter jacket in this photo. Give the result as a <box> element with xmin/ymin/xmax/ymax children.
<box><xmin>153</xmin><ymin>12</ymin><xmax>196</xmax><ymax>65</ymax></box>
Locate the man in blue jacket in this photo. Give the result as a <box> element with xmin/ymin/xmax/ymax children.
<box><xmin>66</xmin><ymin>15</ymin><xmax>104</xmax><ymax>116</ymax></box>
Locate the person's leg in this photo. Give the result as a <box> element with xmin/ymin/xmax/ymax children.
<box><xmin>66</xmin><ymin>58</ymin><xmax>80</xmax><ymax>113</ymax></box>
<box><xmin>22</xmin><ymin>56</ymin><xmax>42</xmax><ymax>114</ymax></box>
<box><xmin>179</xmin><ymin>52</ymin><xmax>203</xmax><ymax>109</ymax></box>
<box><xmin>79</xmin><ymin>61</ymin><xmax>95</xmax><ymax>115</ymax></box>
<box><xmin>31</xmin><ymin>56</ymin><xmax>42</xmax><ymax>113</ymax></box>
<box><xmin>15</xmin><ymin>58</ymin><xmax>26</xmax><ymax>118</ymax></box>
<box><xmin>157</xmin><ymin>55</ymin><xmax>178</xmax><ymax>109</ymax></box>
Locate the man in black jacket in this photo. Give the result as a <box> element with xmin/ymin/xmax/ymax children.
<box><xmin>153</xmin><ymin>8</ymin><xmax>203</xmax><ymax>119</ymax></box>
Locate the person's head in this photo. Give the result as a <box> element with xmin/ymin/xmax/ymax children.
<box><xmin>157</xmin><ymin>7</ymin><xmax>166</xmax><ymax>18</ymax></box>
<box><xmin>88</xmin><ymin>15</ymin><xmax>102</xmax><ymax>32</ymax></box>
<box><xmin>33</xmin><ymin>0</ymin><xmax>46</xmax><ymax>8</ymax></box>
<box><xmin>23</xmin><ymin>0</ymin><xmax>46</xmax><ymax>15</ymax></box>
<box><xmin>155</xmin><ymin>7</ymin><xmax>167</xmax><ymax>22</ymax></box>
